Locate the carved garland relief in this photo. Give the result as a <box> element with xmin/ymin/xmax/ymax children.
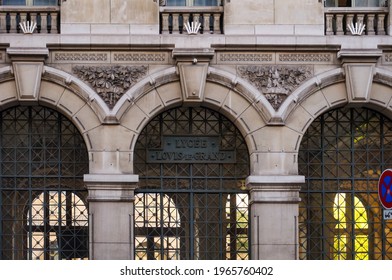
<box><xmin>73</xmin><ymin>65</ymin><xmax>148</xmax><ymax>108</ymax></box>
<box><xmin>238</xmin><ymin>65</ymin><xmax>313</xmax><ymax>110</ymax></box>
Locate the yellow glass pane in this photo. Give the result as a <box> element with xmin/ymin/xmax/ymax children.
<box><xmin>354</xmin><ymin>197</ymin><xmax>368</xmax><ymax>229</ymax></box>
<box><xmin>333</xmin><ymin>235</ymin><xmax>347</xmax><ymax>260</ymax></box>
<box><xmin>334</xmin><ymin>193</ymin><xmax>346</xmax><ymax>229</ymax></box>
<box><xmin>355</xmin><ymin>235</ymin><xmax>369</xmax><ymax>260</ymax></box>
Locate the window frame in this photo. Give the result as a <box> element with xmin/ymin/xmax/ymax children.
<box><xmin>1</xmin><ymin>0</ymin><xmax>58</xmax><ymax>6</ymax></box>
<box><xmin>162</xmin><ymin>0</ymin><xmax>222</xmax><ymax>6</ymax></box>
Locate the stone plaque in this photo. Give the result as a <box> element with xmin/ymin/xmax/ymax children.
<box><xmin>147</xmin><ymin>136</ymin><xmax>236</xmax><ymax>163</ymax></box>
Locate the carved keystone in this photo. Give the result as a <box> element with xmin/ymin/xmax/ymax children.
<box><xmin>7</xmin><ymin>48</ymin><xmax>48</xmax><ymax>102</ymax></box>
<box><xmin>173</xmin><ymin>48</ymin><xmax>214</xmax><ymax>105</ymax></box>
<box><xmin>338</xmin><ymin>49</ymin><xmax>382</xmax><ymax>103</ymax></box>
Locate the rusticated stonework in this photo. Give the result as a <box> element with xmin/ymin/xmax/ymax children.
<box><xmin>54</xmin><ymin>52</ymin><xmax>109</xmax><ymax>62</ymax></box>
<box><xmin>238</xmin><ymin>65</ymin><xmax>312</xmax><ymax>110</ymax></box>
<box><xmin>73</xmin><ymin>65</ymin><xmax>148</xmax><ymax>108</ymax></box>
<box><xmin>279</xmin><ymin>53</ymin><xmax>332</xmax><ymax>62</ymax></box>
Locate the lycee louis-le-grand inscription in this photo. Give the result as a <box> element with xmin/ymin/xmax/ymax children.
<box><xmin>147</xmin><ymin>136</ymin><xmax>236</xmax><ymax>163</ymax></box>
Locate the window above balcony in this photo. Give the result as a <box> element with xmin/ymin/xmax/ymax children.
<box><xmin>162</xmin><ymin>0</ymin><xmax>221</xmax><ymax>6</ymax></box>
<box><xmin>160</xmin><ymin>0</ymin><xmax>223</xmax><ymax>34</ymax></box>
<box><xmin>324</xmin><ymin>0</ymin><xmax>389</xmax><ymax>35</ymax></box>
<box><xmin>325</xmin><ymin>0</ymin><xmax>388</xmax><ymax>7</ymax></box>
<box><xmin>1</xmin><ymin>0</ymin><xmax>58</xmax><ymax>6</ymax></box>
<box><xmin>0</xmin><ymin>0</ymin><xmax>60</xmax><ymax>33</ymax></box>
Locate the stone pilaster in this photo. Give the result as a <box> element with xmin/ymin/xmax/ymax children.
<box><xmin>247</xmin><ymin>175</ymin><xmax>304</xmax><ymax>260</ymax></box>
<box><xmin>84</xmin><ymin>174</ymin><xmax>138</xmax><ymax>260</ymax></box>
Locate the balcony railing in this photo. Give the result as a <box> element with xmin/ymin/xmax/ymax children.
<box><xmin>0</xmin><ymin>6</ymin><xmax>60</xmax><ymax>34</ymax></box>
<box><xmin>325</xmin><ymin>7</ymin><xmax>388</xmax><ymax>35</ymax></box>
<box><xmin>160</xmin><ymin>6</ymin><xmax>223</xmax><ymax>34</ymax></box>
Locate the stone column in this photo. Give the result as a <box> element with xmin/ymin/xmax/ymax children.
<box><xmin>84</xmin><ymin>174</ymin><xmax>138</xmax><ymax>260</ymax></box>
<box><xmin>247</xmin><ymin>175</ymin><xmax>304</xmax><ymax>260</ymax></box>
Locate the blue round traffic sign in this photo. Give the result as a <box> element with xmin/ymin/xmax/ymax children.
<box><xmin>378</xmin><ymin>169</ymin><xmax>392</xmax><ymax>209</ymax></box>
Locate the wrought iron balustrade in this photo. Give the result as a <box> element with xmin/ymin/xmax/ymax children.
<box><xmin>325</xmin><ymin>7</ymin><xmax>388</xmax><ymax>35</ymax></box>
<box><xmin>0</xmin><ymin>6</ymin><xmax>60</xmax><ymax>34</ymax></box>
<box><xmin>160</xmin><ymin>6</ymin><xmax>223</xmax><ymax>34</ymax></box>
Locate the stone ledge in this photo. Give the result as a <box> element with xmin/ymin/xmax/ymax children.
<box><xmin>246</xmin><ymin>175</ymin><xmax>305</xmax><ymax>185</ymax></box>
<box><xmin>84</xmin><ymin>174</ymin><xmax>139</xmax><ymax>183</ymax></box>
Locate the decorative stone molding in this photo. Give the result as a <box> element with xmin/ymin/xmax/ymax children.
<box><xmin>237</xmin><ymin>65</ymin><xmax>312</xmax><ymax>110</ymax></box>
<box><xmin>54</xmin><ymin>52</ymin><xmax>109</xmax><ymax>62</ymax></box>
<box><xmin>383</xmin><ymin>53</ymin><xmax>392</xmax><ymax>64</ymax></box>
<box><xmin>113</xmin><ymin>52</ymin><xmax>167</xmax><ymax>63</ymax></box>
<box><xmin>278</xmin><ymin>53</ymin><xmax>332</xmax><ymax>63</ymax></box>
<box><xmin>218</xmin><ymin>53</ymin><xmax>273</xmax><ymax>63</ymax></box>
<box><xmin>374</xmin><ymin>72</ymin><xmax>392</xmax><ymax>87</ymax></box>
<box><xmin>73</xmin><ymin>65</ymin><xmax>148</xmax><ymax>109</ymax></box>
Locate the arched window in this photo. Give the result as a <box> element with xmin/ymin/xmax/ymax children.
<box><xmin>134</xmin><ymin>107</ymin><xmax>250</xmax><ymax>260</ymax></box>
<box><xmin>333</xmin><ymin>193</ymin><xmax>369</xmax><ymax>260</ymax></box>
<box><xmin>298</xmin><ymin>107</ymin><xmax>392</xmax><ymax>260</ymax></box>
<box><xmin>135</xmin><ymin>193</ymin><xmax>181</xmax><ymax>260</ymax></box>
<box><xmin>27</xmin><ymin>191</ymin><xmax>88</xmax><ymax>260</ymax></box>
<box><xmin>0</xmin><ymin>106</ymin><xmax>89</xmax><ymax>260</ymax></box>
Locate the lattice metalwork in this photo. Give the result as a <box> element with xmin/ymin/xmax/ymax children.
<box><xmin>0</xmin><ymin>106</ymin><xmax>89</xmax><ymax>260</ymax></box>
<box><xmin>298</xmin><ymin>107</ymin><xmax>392</xmax><ymax>260</ymax></box>
<box><xmin>134</xmin><ymin>107</ymin><xmax>250</xmax><ymax>260</ymax></box>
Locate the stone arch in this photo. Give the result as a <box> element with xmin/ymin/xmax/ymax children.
<box><xmin>117</xmin><ymin>66</ymin><xmax>275</xmax><ymax>174</ymax></box>
<box><xmin>286</xmin><ymin>66</ymin><xmax>392</xmax><ymax>155</ymax></box>
<box><xmin>0</xmin><ymin>65</ymin><xmax>105</xmax><ymax>151</ymax></box>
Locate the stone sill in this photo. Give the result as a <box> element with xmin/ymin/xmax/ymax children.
<box><xmin>159</xmin><ymin>6</ymin><xmax>223</xmax><ymax>13</ymax></box>
<box><xmin>0</xmin><ymin>5</ymin><xmax>59</xmax><ymax>12</ymax></box>
<box><xmin>324</xmin><ymin>7</ymin><xmax>389</xmax><ymax>13</ymax></box>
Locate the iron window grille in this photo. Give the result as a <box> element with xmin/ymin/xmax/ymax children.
<box><xmin>0</xmin><ymin>106</ymin><xmax>89</xmax><ymax>260</ymax></box>
<box><xmin>298</xmin><ymin>107</ymin><xmax>392</xmax><ymax>260</ymax></box>
<box><xmin>134</xmin><ymin>107</ymin><xmax>250</xmax><ymax>260</ymax></box>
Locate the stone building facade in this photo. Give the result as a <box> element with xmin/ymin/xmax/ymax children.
<box><xmin>0</xmin><ymin>0</ymin><xmax>392</xmax><ymax>260</ymax></box>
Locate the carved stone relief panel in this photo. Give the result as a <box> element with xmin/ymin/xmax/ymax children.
<box><xmin>113</xmin><ymin>52</ymin><xmax>168</xmax><ymax>64</ymax></box>
<box><xmin>238</xmin><ymin>65</ymin><xmax>313</xmax><ymax>110</ymax></box>
<box><xmin>73</xmin><ymin>65</ymin><xmax>148</xmax><ymax>109</ymax></box>
<box><xmin>278</xmin><ymin>53</ymin><xmax>332</xmax><ymax>63</ymax></box>
<box><xmin>53</xmin><ymin>52</ymin><xmax>109</xmax><ymax>63</ymax></box>
<box><xmin>218</xmin><ymin>52</ymin><xmax>274</xmax><ymax>64</ymax></box>
<box><xmin>383</xmin><ymin>53</ymin><xmax>392</xmax><ymax>64</ymax></box>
